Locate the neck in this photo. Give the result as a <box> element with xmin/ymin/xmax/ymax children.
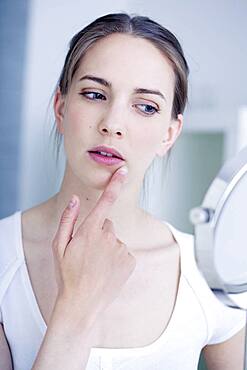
<box><xmin>46</xmin><ymin>163</ymin><xmax>151</xmax><ymax>247</ymax></box>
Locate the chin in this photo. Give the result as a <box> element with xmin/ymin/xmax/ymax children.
<box><xmin>81</xmin><ymin>170</ymin><xmax>114</xmax><ymax>191</ymax></box>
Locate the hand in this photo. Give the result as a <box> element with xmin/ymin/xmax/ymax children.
<box><xmin>51</xmin><ymin>167</ymin><xmax>137</xmax><ymax>320</ymax></box>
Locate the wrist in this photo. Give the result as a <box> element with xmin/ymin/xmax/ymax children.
<box><xmin>50</xmin><ymin>296</ymin><xmax>99</xmax><ymax>340</ymax></box>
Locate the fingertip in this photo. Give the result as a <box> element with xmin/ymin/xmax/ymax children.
<box><xmin>115</xmin><ymin>167</ymin><xmax>128</xmax><ymax>184</ymax></box>
<box><xmin>117</xmin><ymin>166</ymin><xmax>128</xmax><ymax>175</ymax></box>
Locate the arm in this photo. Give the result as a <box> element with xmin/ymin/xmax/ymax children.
<box><xmin>31</xmin><ymin>297</ymin><xmax>98</xmax><ymax>370</ymax></box>
<box><xmin>202</xmin><ymin>326</ymin><xmax>246</xmax><ymax>370</ymax></box>
<box><xmin>0</xmin><ymin>323</ymin><xmax>13</xmax><ymax>370</ymax></box>
<box><xmin>32</xmin><ymin>167</ymin><xmax>134</xmax><ymax>369</ymax></box>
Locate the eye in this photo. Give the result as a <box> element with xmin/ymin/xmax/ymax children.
<box><xmin>135</xmin><ymin>104</ymin><xmax>160</xmax><ymax>116</ymax></box>
<box><xmin>79</xmin><ymin>91</ymin><xmax>106</xmax><ymax>100</ymax></box>
<box><xmin>79</xmin><ymin>92</ymin><xmax>160</xmax><ymax>116</ymax></box>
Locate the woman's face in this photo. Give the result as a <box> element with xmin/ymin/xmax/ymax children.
<box><xmin>54</xmin><ymin>33</ymin><xmax>183</xmax><ymax>190</ymax></box>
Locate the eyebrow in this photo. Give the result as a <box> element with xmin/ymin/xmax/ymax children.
<box><xmin>78</xmin><ymin>74</ymin><xmax>167</xmax><ymax>102</ymax></box>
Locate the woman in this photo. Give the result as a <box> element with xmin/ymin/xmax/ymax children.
<box><xmin>0</xmin><ymin>12</ymin><xmax>245</xmax><ymax>370</ymax></box>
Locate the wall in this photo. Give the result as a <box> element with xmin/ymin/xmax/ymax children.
<box><xmin>1</xmin><ymin>2</ymin><xmax>246</xmax><ymax>369</ymax></box>
<box><xmin>17</xmin><ymin>1</ymin><xmax>247</xmax><ymax>215</ymax></box>
<box><xmin>0</xmin><ymin>0</ymin><xmax>29</xmax><ymax>218</ymax></box>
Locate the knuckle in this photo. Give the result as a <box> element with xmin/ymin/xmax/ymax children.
<box><xmin>60</xmin><ymin>211</ymin><xmax>71</xmax><ymax>225</ymax></box>
<box><xmin>119</xmin><ymin>240</ymin><xmax>126</xmax><ymax>248</ymax></box>
<box><xmin>118</xmin><ymin>241</ymin><xmax>127</xmax><ymax>254</ymax></box>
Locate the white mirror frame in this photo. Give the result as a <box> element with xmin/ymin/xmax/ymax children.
<box><xmin>190</xmin><ymin>145</ymin><xmax>247</xmax><ymax>310</ymax></box>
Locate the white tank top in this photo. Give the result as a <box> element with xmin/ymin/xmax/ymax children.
<box><xmin>0</xmin><ymin>211</ymin><xmax>245</xmax><ymax>370</ymax></box>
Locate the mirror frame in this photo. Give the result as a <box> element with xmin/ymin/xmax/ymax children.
<box><xmin>190</xmin><ymin>145</ymin><xmax>247</xmax><ymax>310</ymax></box>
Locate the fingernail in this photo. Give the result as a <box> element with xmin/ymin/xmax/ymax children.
<box><xmin>118</xmin><ymin>166</ymin><xmax>128</xmax><ymax>175</ymax></box>
<box><xmin>68</xmin><ymin>195</ymin><xmax>77</xmax><ymax>209</ymax></box>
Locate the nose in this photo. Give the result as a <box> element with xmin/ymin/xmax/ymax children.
<box><xmin>97</xmin><ymin>106</ymin><xmax>127</xmax><ymax>138</ymax></box>
<box><xmin>99</xmin><ymin>125</ymin><xmax>124</xmax><ymax>138</ymax></box>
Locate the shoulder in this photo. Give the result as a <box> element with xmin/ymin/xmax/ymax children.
<box><xmin>0</xmin><ymin>211</ymin><xmax>24</xmax><ymax>322</ymax></box>
<box><xmin>163</xmin><ymin>221</ymin><xmax>195</xmax><ymax>270</ymax></box>
<box><xmin>0</xmin><ymin>211</ymin><xmax>21</xmax><ymax>269</ymax></box>
<box><xmin>166</xmin><ymin>221</ymin><xmax>246</xmax><ymax>346</ymax></box>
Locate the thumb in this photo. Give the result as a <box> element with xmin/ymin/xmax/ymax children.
<box><xmin>52</xmin><ymin>194</ymin><xmax>80</xmax><ymax>259</ymax></box>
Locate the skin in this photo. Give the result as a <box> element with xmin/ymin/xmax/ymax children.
<box><xmin>1</xmin><ymin>32</ymin><xmax>245</xmax><ymax>370</ymax></box>
<box><xmin>52</xmin><ymin>33</ymin><xmax>246</xmax><ymax>369</ymax></box>
<box><xmin>32</xmin><ymin>169</ymin><xmax>137</xmax><ymax>370</ymax></box>
<box><xmin>50</xmin><ymin>32</ymin><xmax>183</xmax><ymax>247</ymax></box>
<box><xmin>202</xmin><ymin>327</ymin><xmax>246</xmax><ymax>370</ymax></box>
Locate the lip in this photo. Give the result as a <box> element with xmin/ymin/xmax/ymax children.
<box><xmin>88</xmin><ymin>145</ymin><xmax>124</xmax><ymax>160</ymax></box>
<box><xmin>88</xmin><ymin>152</ymin><xmax>124</xmax><ymax>166</ymax></box>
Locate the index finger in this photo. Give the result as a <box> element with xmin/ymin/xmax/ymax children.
<box><xmin>85</xmin><ymin>167</ymin><xmax>128</xmax><ymax>228</ymax></box>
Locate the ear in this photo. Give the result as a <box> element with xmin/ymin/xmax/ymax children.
<box><xmin>156</xmin><ymin>114</ymin><xmax>183</xmax><ymax>157</ymax></box>
<box><xmin>53</xmin><ymin>87</ymin><xmax>66</xmax><ymax>134</ymax></box>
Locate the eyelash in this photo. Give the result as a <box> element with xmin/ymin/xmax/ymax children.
<box><xmin>79</xmin><ymin>91</ymin><xmax>161</xmax><ymax>116</ymax></box>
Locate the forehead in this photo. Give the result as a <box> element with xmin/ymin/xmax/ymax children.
<box><xmin>74</xmin><ymin>33</ymin><xmax>175</xmax><ymax>100</ymax></box>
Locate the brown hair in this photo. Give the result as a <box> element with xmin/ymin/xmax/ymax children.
<box><xmin>49</xmin><ymin>12</ymin><xmax>189</xmax><ymax>209</ymax></box>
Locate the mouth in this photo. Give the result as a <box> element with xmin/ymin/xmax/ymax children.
<box><xmin>88</xmin><ymin>145</ymin><xmax>124</xmax><ymax>160</ymax></box>
<box><xmin>87</xmin><ymin>151</ymin><xmax>125</xmax><ymax>166</ymax></box>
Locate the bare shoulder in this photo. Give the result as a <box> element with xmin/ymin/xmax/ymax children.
<box><xmin>141</xmin><ymin>213</ymin><xmax>177</xmax><ymax>249</ymax></box>
<box><xmin>20</xmin><ymin>198</ymin><xmax>58</xmax><ymax>273</ymax></box>
<box><xmin>21</xmin><ymin>197</ymin><xmax>56</xmax><ymax>243</ymax></box>
<box><xmin>202</xmin><ymin>326</ymin><xmax>245</xmax><ymax>370</ymax></box>
<box><xmin>140</xmin><ymin>212</ymin><xmax>177</xmax><ymax>245</ymax></box>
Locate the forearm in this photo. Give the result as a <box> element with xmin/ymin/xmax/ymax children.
<box><xmin>31</xmin><ymin>298</ymin><xmax>98</xmax><ymax>370</ymax></box>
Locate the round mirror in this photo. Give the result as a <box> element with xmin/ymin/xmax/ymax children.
<box><xmin>190</xmin><ymin>145</ymin><xmax>247</xmax><ymax>368</ymax></box>
<box><xmin>190</xmin><ymin>145</ymin><xmax>247</xmax><ymax>310</ymax></box>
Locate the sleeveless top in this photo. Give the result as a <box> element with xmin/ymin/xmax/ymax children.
<box><xmin>0</xmin><ymin>211</ymin><xmax>245</xmax><ymax>370</ymax></box>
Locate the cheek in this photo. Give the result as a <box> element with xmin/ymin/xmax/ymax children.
<box><xmin>65</xmin><ymin>100</ymin><xmax>101</xmax><ymax>134</ymax></box>
<box><xmin>132</xmin><ymin>129</ymin><xmax>160</xmax><ymax>168</ymax></box>
<box><xmin>62</xmin><ymin>107</ymin><xmax>91</xmax><ymax>158</ymax></box>
<box><xmin>63</xmin><ymin>104</ymin><xmax>91</xmax><ymax>141</ymax></box>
